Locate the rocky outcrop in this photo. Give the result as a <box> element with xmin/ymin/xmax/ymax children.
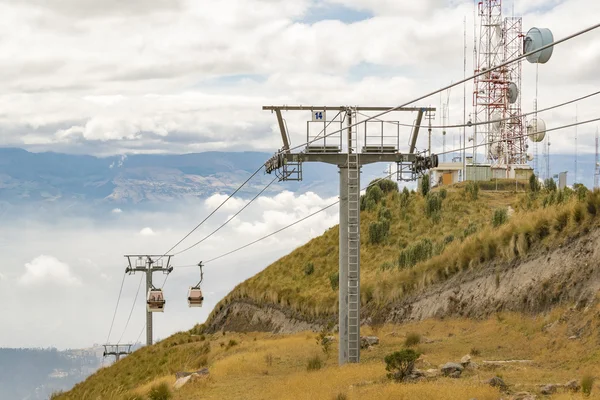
<box><xmin>203</xmin><ymin>299</ymin><xmax>329</xmax><ymax>334</ymax></box>
<box><xmin>206</xmin><ymin>227</ymin><xmax>600</xmax><ymax>334</ymax></box>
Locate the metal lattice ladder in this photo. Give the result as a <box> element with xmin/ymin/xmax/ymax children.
<box><xmin>347</xmin><ymin>108</ymin><xmax>360</xmax><ymax>363</ymax></box>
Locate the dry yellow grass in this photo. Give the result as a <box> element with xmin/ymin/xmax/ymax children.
<box><xmin>57</xmin><ymin>300</ymin><xmax>600</xmax><ymax>400</ymax></box>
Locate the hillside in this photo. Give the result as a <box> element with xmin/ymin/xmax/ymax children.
<box><xmin>54</xmin><ymin>181</ymin><xmax>600</xmax><ymax>399</ymax></box>
<box><xmin>205</xmin><ymin>180</ymin><xmax>600</xmax><ymax>333</ymax></box>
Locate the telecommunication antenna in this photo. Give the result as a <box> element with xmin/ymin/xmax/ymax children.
<box><xmin>102</xmin><ymin>344</ymin><xmax>132</xmax><ymax>363</ymax></box>
<box><xmin>124</xmin><ymin>255</ymin><xmax>173</xmax><ymax>346</ymax></box>
<box><xmin>263</xmin><ymin>105</ymin><xmax>437</xmax><ymax>365</ymax></box>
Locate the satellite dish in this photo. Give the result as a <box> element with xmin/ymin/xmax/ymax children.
<box><xmin>491</xmin><ymin>111</ymin><xmax>503</xmax><ymax>131</ymax></box>
<box><xmin>524</xmin><ymin>27</ymin><xmax>554</xmax><ymax>64</ymax></box>
<box><xmin>527</xmin><ymin>118</ymin><xmax>546</xmax><ymax>142</ymax></box>
<box><xmin>490</xmin><ymin>142</ymin><xmax>504</xmax><ymax>157</ymax></box>
<box><xmin>508</xmin><ymin>82</ymin><xmax>519</xmax><ymax>103</ymax></box>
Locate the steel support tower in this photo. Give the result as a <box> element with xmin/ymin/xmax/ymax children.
<box><xmin>125</xmin><ymin>255</ymin><xmax>173</xmax><ymax>346</ymax></box>
<box><xmin>263</xmin><ymin>105</ymin><xmax>437</xmax><ymax>365</ymax></box>
<box><xmin>102</xmin><ymin>344</ymin><xmax>132</xmax><ymax>362</ymax></box>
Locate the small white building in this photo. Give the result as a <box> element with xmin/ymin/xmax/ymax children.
<box><xmin>431</xmin><ymin>162</ymin><xmax>463</xmax><ymax>186</ymax></box>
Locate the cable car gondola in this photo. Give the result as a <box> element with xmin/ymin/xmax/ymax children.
<box><xmin>188</xmin><ymin>262</ymin><xmax>204</xmax><ymax>308</ymax></box>
<box><xmin>147</xmin><ymin>287</ymin><xmax>166</xmax><ymax>312</ymax></box>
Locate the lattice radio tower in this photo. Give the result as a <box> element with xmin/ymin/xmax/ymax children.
<box><xmin>264</xmin><ymin>106</ymin><xmax>437</xmax><ymax>365</ymax></box>
<box><xmin>473</xmin><ymin>0</ymin><xmax>525</xmax><ymax>168</ymax></box>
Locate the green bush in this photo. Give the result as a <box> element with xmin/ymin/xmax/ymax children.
<box><xmin>369</xmin><ymin>221</ymin><xmax>389</xmax><ymax>244</ymax></box>
<box><xmin>439</xmin><ymin>188</ymin><xmax>447</xmax><ymax>199</ymax></box>
<box><xmin>529</xmin><ymin>174</ymin><xmax>540</xmax><ymax>192</ymax></box>
<box><xmin>316</xmin><ymin>323</ymin><xmax>334</xmax><ymax>357</ymax></box>
<box><xmin>384</xmin><ymin>349</ymin><xmax>420</xmax><ymax>381</ymax></box>
<box><xmin>378</xmin><ymin>206</ymin><xmax>392</xmax><ymax>221</ymax></box>
<box><xmin>582</xmin><ymin>374</ymin><xmax>595</xmax><ymax>396</ymax></box>
<box><xmin>463</xmin><ymin>222</ymin><xmax>478</xmax><ymax>238</ymax></box>
<box><xmin>366</xmin><ymin>184</ymin><xmax>384</xmax><ymax>203</ymax></box>
<box><xmin>492</xmin><ymin>208</ymin><xmax>508</xmax><ymax>227</ymax></box>
<box><xmin>329</xmin><ymin>272</ymin><xmax>339</xmax><ymax>290</ymax></box>
<box><xmin>420</xmin><ymin>174</ymin><xmax>430</xmax><ymax>196</ymax></box>
<box><xmin>148</xmin><ymin>382</ymin><xmax>172</xmax><ymax>400</ymax></box>
<box><xmin>404</xmin><ymin>333</ymin><xmax>421</xmax><ymax>347</ymax></box>
<box><xmin>400</xmin><ymin>187</ymin><xmax>411</xmax><ymax>208</ymax></box>
<box><xmin>376</xmin><ymin>179</ymin><xmax>399</xmax><ymax>193</ymax></box>
<box><xmin>398</xmin><ymin>238</ymin><xmax>434</xmax><ymax>268</ymax></box>
<box><xmin>544</xmin><ymin>178</ymin><xmax>557</xmax><ymax>192</ymax></box>
<box><xmin>425</xmin><ymin>193</ymin><xmax>443</xmax><ymax>219</ymax></box>
<box><xmin>304</xmin><ymin>262</ymin><xmax>315</xmax><ymax>276</ymax></box>
<box><xmin>574</xmin><ymin>183</ymin><xmax>589</xmax><ymax>202</ymax></box>
<box><xmin>334</xmin><ymin>393</ymin><xmax>348</xmax><ymax>400</ymax></box>
<box><xmin>465</xmin><ymin>181</ymin><xmax>480</xmax><ymax>200</ymax></box>
<box><xmin>307</xmin><ymin>355</ymin><xmax>323</xmax><ymax>371</ymax></box>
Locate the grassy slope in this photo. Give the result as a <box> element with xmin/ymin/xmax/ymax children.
<box><xmin>57</xmin><ymin>304</ymin><xmax>600</xmax><ymax>399</ymax></box>
<box><xmin>209</xmin><ymin>182</ymin><xmax>598</xmax><ymax>323</ymax></box>
<box><xmin>55</xmin><ymin>183</ymin><xmax>600</xmax><ymax>399</ymax></box>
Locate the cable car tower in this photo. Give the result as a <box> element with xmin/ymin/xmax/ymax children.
<box><xmin>125</xmin><ymin>255</ymin><xmax>173</xmax><ymax>346</ymax></box>
<box><xmin>263</xmin><ymin>105</ymin><xmax>437</xmax><ymax>365</ymax></box>
<box><xmin>102</xmin><ymin>344</ymin><xmax>132</xmax><ymax>363</ymax></box>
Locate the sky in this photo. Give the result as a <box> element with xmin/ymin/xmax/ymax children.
<box><xmin>1</xmin><ymin>0</ymin><xmax>600</xmax><ymax>349</ymax></box>
<box><xmin>0</xmin><ymin>0</ymin><xmax>599</xmax><ymax>157</ymax></box>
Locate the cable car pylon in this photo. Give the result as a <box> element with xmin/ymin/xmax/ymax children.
<box><xmin>102</xmin><ymin>344</ymin><xmax>132</xmax><ymax>363</ymax></box>
<box><xmin>124</xmin><ymin>255</ymin><xmax>173</xmax><ymax>346</ymax></box>
<box><xmin>188</xmin><ymin>262</ymin><xmax>205</xmax><ymax>308</ymax></box>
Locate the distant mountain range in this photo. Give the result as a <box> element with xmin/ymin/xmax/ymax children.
<box><xmin>0</xmin><ymin>148</ymin><xmax>347</xmax><ymax>213</ymax></box>
<box><xmin>0</xmin><ymin>148</ymin><xmax>595</xmax><ymax>215</ymax></box>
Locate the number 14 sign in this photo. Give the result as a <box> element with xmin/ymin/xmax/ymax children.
<box><xmin>311</xmin><ymin>110</ymin><xmax>326</xmax><ymax>122</ymax></box>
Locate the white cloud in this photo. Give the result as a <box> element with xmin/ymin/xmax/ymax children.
<box><xmin>18</xmin><ymin>255</ymin><xmax>81</xmax><ymax>286</ymax></box>
<box><xmin>0</xmin><ymin>0</ymin><xmax>596</xmax><ymax>157</ymax></box>
<box><xmin>112</xmin><ymin>208</ymin><xmax>123</xmax><ymax>213</ymax></box>
<box><xmin>139</xmin><ymin>227</ymin><xmax>156</xmax><ymax>236</ymax></box>
<box><xmin>204</xmin><ymin>194</ymin><xmax>249</xmax><ymax>212</ymax></box>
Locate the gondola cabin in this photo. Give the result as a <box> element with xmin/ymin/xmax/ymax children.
<box><xmin>147</xmin><ymin>289</ymin><xmax>165</xmax><ymax>312</ymax></box>
<box><xmin>188</xmin><ymin>287</ymin><xmax>204</xmax><ymax>307</ymax></box>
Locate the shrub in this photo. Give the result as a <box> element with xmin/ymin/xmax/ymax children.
<box><xmin>334</xmin><ymin>393</ymin><xmax>348</xmax><ymax>400</ymax></box>
<box><xmin>304</xmin><ymin>262</ymin><xmax>315</xmax><ymax>276</ymax></box>
<box><xmin>307</xmin><ymin>355</ymin><xmax>323</xmax><ymax>371</ymax></box>
<box><xmin>49</xmin><ymin>391</ymin><xmax>64</xmax><ymax>399</ymax></box>
<box><xmin>366</xmin><ymin>184</ymin><xmax>384</xmax><ymax>203</ymax></box>
<box><xmin>544</xmin><ymin>178</ymin><xmax>557</xmax><ymax>192</ymax></box>
<box><xmin>439</xmin><ymin>188</ymin><xmax>448</xmax><ymax>199</ymax></box>
<box><xmin>148</xmin><ymin>382</ymin><xmax>172</xmax><ymax>400</ymax></box>
<box><xmin>398</xmin><ymin>238</ymin><xmax>434</xmax><ymax>269</ymax></box>
<box><xmin>529</xmin><ymin>174</ymin><xmax>540</xmax><ymax>192</ymax></box>
<box><xmin>316</xmin><ymin>323</ymin><xmax>334</xmax><ymax>357</ymax></box>
<box><xmin>226</xmin><ymin>339</ymin><xmax>238</xmax><ymax>349</ymax></box>
<box><xmin>376</xmin><ymin>179</ymin><xmax>399</xmax><ymax>193</ymax></box>
<box><xmin>420</xmin><ymin>174</ymin><xmax>430</xmax><ymax>196</ymax></box>
<box><xmin>574</xmin><ymin>183</ymin><xmax>589</xmax><ymax>201</ymax></box>
<box><xmin>378</xmin><ymin>206</ymin><xmax>392</xmax><ymax>221</ymax></box>
<box><xmin>470</xmin><ymin>347</ymin><xmax>481</xmax><ymax>356</ymax></box>
<box><xmin>369</xmin><ymin>221</ymin><xmax>389</xmax><ymax>244</ymax></box>
<box><xmin>329</xmin><ymin>272</ymin><xmax>339</xmax><ymax>290</ymax></box>
<box><xmin>492</xmin><ymin>208</ymin><xmax>508</xmax><ymax>227</ymax></box>
<box><xmin>384</xmin><ymin>349</ymin><xmax>420</xmax><ymax>381</ymax></box>
<box><xmin>554</xmin><ymin>211</ymin><xmax>569</xmax><ymax>232</ymax></box>
<box><xmin>463</xmin><ymin>222</ymin><xmax>478</xmax><ymax>238</ymax></box>
<box><xmin>400</xmin><ymin>187</ymin><xmax>411</xmax><ymax>208</ymax></box>
<box><xmin>265</xmin><ymin>353</ymin><xmax>273</xmax><ymax>366</ymax></box>
<box><xmin>465</xmin><ymin>181</ymin><xmax>479</xmax><ymax>200</ymax></box>
<box><xmin>582</xmin><ymin>374</ymin><xmax>595</xmax><ymax>396</ymax></box>
<box><xmin>404</xmin><ymin>333</ymin><xmax>421</xmax><ymax>347</ymax></box>
<box><xmin>425</xmin><ymin>193</ymin><xmax>443</xmax><ymax>218</ymax></box>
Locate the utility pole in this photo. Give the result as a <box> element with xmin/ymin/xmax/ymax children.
<box><xmin>263</xmin><ymin>105</ymin><xmax>437</xmax><ymax>365</ymax></box>
<box><xmin>125</xmin><ymin>255</ymin><xmax>173</xmax><ymax>346</ymax></box>
<box><xmin>102</xmin><ymin>344</ymin><xmax>132</xmax><ymax>363</ymax></box>
<box><xmin>595</xmin><ymin>129</ymin><xmax>599</xmax><ymax>190</ymax></box>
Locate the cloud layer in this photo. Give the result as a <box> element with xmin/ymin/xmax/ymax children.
<box><xmin>1</xmin><ymin>0</ymin><xmax>598</xmax><ymax>159</ymax></box>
